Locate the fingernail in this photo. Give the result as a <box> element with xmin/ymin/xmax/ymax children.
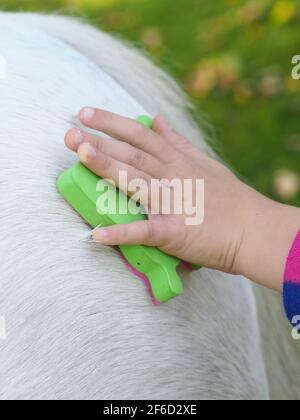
<box><xmin>93</xmin><ymin>229</ymin><xmax>109</xmax><ymax>242</ymax></box>
<box><xmin>81</xmin><ymin>107</ymin><xmax>95</xmax><ymax>121</ymax></box>
<box><xmin>78</xmin><ymin>143</ymin><xmax>97</xmax><ymax>161</ymax></box>
<box><xmin>73</xmin><ymin>130</ymin><xmax>83</xmax><ymax>146</ymax></box>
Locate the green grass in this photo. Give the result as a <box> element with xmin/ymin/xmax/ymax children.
<box><xmin>3</xmin><ymin>0</ymin><xmax>300</xmax><ymax>204</ymax></box>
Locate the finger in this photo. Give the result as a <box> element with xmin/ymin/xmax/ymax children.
<box><xmin>152</xmin><ymin>115</ymin><xmax>184</xmax><ymax>145</ymax></box>
<box><xmin>153</xmin><ymin>115</ymin><xmax>206</xmax><ymax>160</ymax></box>
<box><xmin>92</xmin><ymin>220</ymin><xmax>169</xmax><ymax>247</ymax></box>
<box><xmin>77</xmin><ymin>142</ymin><xmax>165</xmax><ymax>212</ymax></box>
<box><xmin>79</xmin><ymin>108</ymin><xmax>174</xmax><ymax>161</ymax></box>
<box><xmin>64</xmin><ymin>128</ymin><xmax>83</xmax><ymax>151</ymax></box>
<box><xmin>65</xmin><ymin>128</ymin><xmax>164</xmax><ymax>178</ymax></box>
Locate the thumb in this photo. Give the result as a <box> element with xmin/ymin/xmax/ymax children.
<box><xmin>92</xmin><ymin>220</ymin><xmax>166</xmax><ymax>247</ymax></box>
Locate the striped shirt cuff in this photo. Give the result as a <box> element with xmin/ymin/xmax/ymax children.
<box><xmin>283</xmin><ymin>230</ymin><xmax>300</xmax><ymax>324</ymax></box>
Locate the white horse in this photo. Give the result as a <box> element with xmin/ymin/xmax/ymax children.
<box><xmin>0</xmin><ymin>12</ymin><xmax>299</xmax><ymax>400</ymax></box>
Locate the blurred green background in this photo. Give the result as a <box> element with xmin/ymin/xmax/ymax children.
<box><xmin>2</xmin><ymin>0</ymin><xmax>300</xmax><ymax>204</ymax></box>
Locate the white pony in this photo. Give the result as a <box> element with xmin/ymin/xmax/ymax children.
<box><xmin>0</xmin><ymin>12</ymin><xmax>299</xmax><ymax>400</ymax></box>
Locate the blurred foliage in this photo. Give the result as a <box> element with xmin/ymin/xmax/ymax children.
<box><xmin>2</xmin><ymin>0</ymin><xmax>300</xmax><ymax>204</ymax></box>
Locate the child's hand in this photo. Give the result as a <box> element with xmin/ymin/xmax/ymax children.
<box><xmin>65</xmin><ymin>108</ymin><xmax>300</xmax><ymax>291</ymax></box>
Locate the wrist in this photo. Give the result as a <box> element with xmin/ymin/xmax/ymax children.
<box><xmin>234</xmin><ymin>186</ymin><xmax>300</xmax><ymax>291</ymax></box>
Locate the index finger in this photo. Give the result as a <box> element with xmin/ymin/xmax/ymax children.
<box><xmin>79</xmin><ymin>108</ymin><xmax>173</xmax><ymax>161</ymax></box>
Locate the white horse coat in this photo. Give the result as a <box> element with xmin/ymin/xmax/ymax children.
<box><xmin>0</xmin><ymin>12</ymin><xmax>299</xmax><ymax>400</ymax></box>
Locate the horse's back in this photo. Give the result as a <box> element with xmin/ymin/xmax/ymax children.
<box><xmin>0</xmin><ymin>14</ymin><xmax>268</xmax><ymax>400</ymax></box>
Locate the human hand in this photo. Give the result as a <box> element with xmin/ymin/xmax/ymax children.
<box><xmin>65</xmin><ymin>108</ymin><xmax>300</xmax><ymax>291</ymax></box>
